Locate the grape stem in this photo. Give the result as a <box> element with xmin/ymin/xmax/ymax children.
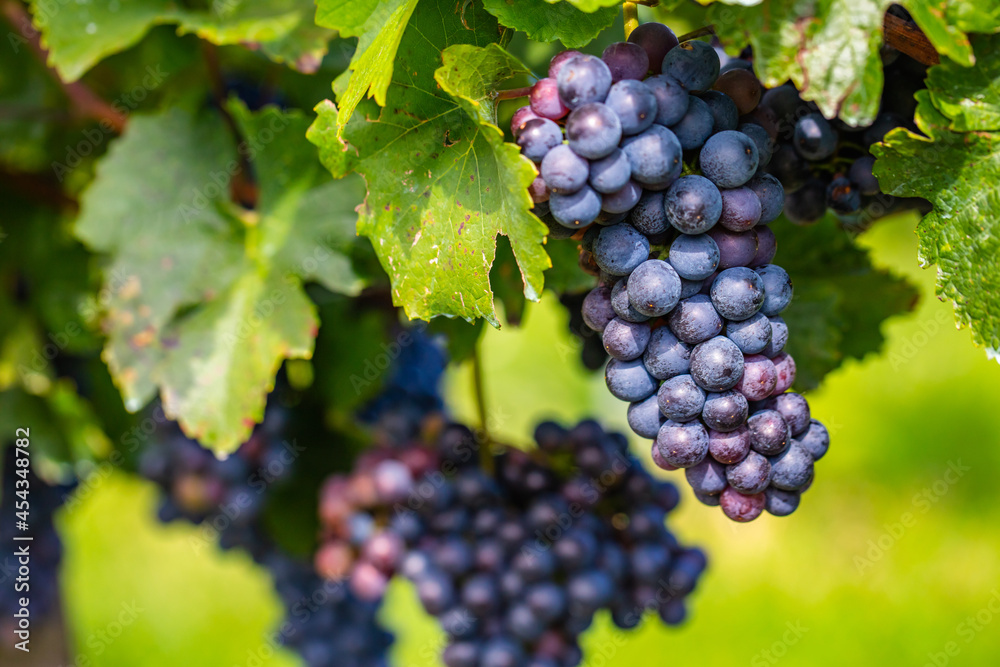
<box><xmin>678</xmin><ymin>25</ymin><xmax>717</xmax><ymax>42</ymax></box>
<box><xmin>623</xmin><ymin>3</ymin><xmax>639</xmax><ymax>39</ymax></box>
<box><xmin>495</xmin><ymin>86</ymin><xmax>533</xmax><ymax>101</ymax></box>
<box><xmin>471</xmin><ymin>343</ymin><xmax>494</xmax><ymax>473</ymax></box>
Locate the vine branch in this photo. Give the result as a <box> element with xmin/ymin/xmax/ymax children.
<box><xmin>495</xmin><ymin>86</ymin><xmax>532</xmax><ymax>101</ymax></box>
<box><xmin>623</xmin><ymin>3</ymin><xmax>639</xmax><ymax>39</ymax></box>
<box><xmin>884</xmin><ymin>13</ymin><xmax>940</xmax><ymax>66</ymax></box>
<box><xmin>471</xmin><ymin>343</ymin><xmax>493</xmax><ymax>473</ymax></box>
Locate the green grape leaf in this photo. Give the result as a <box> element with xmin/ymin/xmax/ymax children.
<box><xmin>314</xmin><ymin>0</ymin><xmax>420</xmax><ymax>133</ymax></box>
<box><xmin>481</xmin><ymin>0</ymin><xmax>618</xmax><ymax>49</ymax></box>
<box><xmin>559</xmin><ymin>0</ymin><xmax>625</xmax><ymax>11</ymax></box>
<box><xmin>907</xmin><ymin>1</ymin><xmax>1000</xmax><ymax>67</ymax></box>
<box><xmin>75</xmin><ymin>105</ymin><xmax>361</xmax><ymax>454</ymax></box>
<box><xmin>925</xmin><ymin>34</ymin><xmax>1000</xmax><ymax>131</ymax></box>
<box><xmin>874</xmin><ymin>59</ymin><xmax>1000</xmax><ymax>352</ymax></box>
<box><xmin>308</xmin><ymin>4</ymin><xmax>550</xmax><ymax>326</ymax></box>
<box><xmin>772</xmin><ymin>219</ymin><xmax>918</xmax><ymax>389</ymax></box>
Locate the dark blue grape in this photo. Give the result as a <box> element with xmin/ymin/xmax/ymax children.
<box><xmin>611</xmin><ymin>278</ymin><xmax>651</xmax><ymax>323</ymax></box>
<box><xmin>761</xmin><ymin>315</ymin><xmax>788</xmax><ymax>358</ymax></box>
<box><xmin>783</xmin><ymin>178</ymin><xmax>827</xmax><ymax>225</ymax></box>
<box><xmin>669</xmin><ymin>233</ymin><xmax>720</xmax><ymax>280</ymax></box>
<box><xmin>664</xmin><ymin>175</ymin><xmax>722</xmax><ymax>234</ymax></box>
<box><xmin>765</xmin><ymin>392</ymin><xmax>811</xmax><ymax>436</ymax></box>
<box><xmin>764</xmin><ymin>487</ymin><xmax>800</xmax><ymax>517</ymax></box>
<box><xmin>794</xmin><ymin>419</ymin><xmax>829</xmax><ymax>460</ymax></box>
<box><xmin>565</xmin><ymin>102</ymin><xmax>622</xmax><ymax>160</ymax></box>
<box><xmin>719</xmin><ymin>187</ymin><xmax>762</xmax><ymax>232</ymax></box>
<box><xmin>826</xmin><ymin>176</ymin><xmax>861</xmax><ymax>214</ymax></box>
<box><xmin>567</xmin><ymin>571</ymin><xmax>615</xmax><ymax>616</ymax></box>
<box><xmin>541</xmin><ymin>144</ymin><xmax>589</xmax><ymax>194</ymax></box>
<box><xmin>417</xmin><ymin>570</ymin><xmax>457</xmax><ymax>614</ymax></box>
<box><xmin>689</xmin><ymin>335</ymin><xmax>744</xmax><ymax>391</ymax></box>
<box><xmin>550</xmin><ymin>185</ymin><xmax>602</xmax><ymax>229</ymax></box>
<box><xmin>726</xmin><ymin>451</ymin><xmax>771</xmax><ymax>494</ymax></box>
<box><xmin>739</xmin><ymin>122</ymin><xmax>773</xmax><ymax>166</ymax></box>
<box><xmin>593</xmin><ymin>223</ymin><xmax>649</xmax><ymax>276</ymax></box>
<box><xmin>556</xmin><ymin>54</ymin><xmax>613</xmax><ymax>109</ymax></box>
<box><xmin>751</xmin><ymin>225</ymin><xmax>777</xmax><ymax>267</ymax></box>
<box><xmin>700</xmin><ymin>90</ymin><xmax>738</xmax><ymax>132</ymax></box>
<box><xmin>720</xmin><ymin>57</ymin><xmax>752</xmax><ymax>74</ymax></box>
<box><xmin>768</xmin><ymin>442</ymin><xmax>814</xmax><ymax>491</ymax></box>
<box><xmin>644</xmin><ymin>74</ymin><xmax>690</xmax><ymax>126</ymax></box>
<box><xmin>685</xmin><ymin>457</ymin><xmax>728</xmax><ymax>495</ymax></box>
<box><xmin>589</xmin><ymin>148</ymin><xmax>632</xmax><ymax>194</ymax></box>
<box><xmin>554</xmin><ymin>530</ymin><xmax>599</xmax><ymax>570</ymax></box>
<box><xmin>627</xmin><ymin>259</ymin><xmax>681</xmax><ymax>317</ymax></box>
<box><xmin>516</xmin><ymin>118</ymin><xmax>562</xmax><ymax>162</ymax></box>
<box><xmin>707</xmin><ymin>226</ymin><xmax>758</xmax><ymax>269</ymax></box>
<box><xmin>767</xmin><ymin>145</ymin><xmax>810</xmax><ymax>193</ymax></box>
<box><xmin>657</xmin><ymin>374</ymin><xmax>707</xmax><ymax>423</ymax></box>
<box><xmin>525</xmin><ymin>583</ymin><xmax>568</xmax><ymax>623</ymax></box>
<box><xmin>702</xmin><ymin>390</ymin><xmax>749</xmax><ymax>433</ymax></box>
<box><xmin>602</xmin><ymin>41</ymin><xmax>650</xmax><ymax>82</ymax></box>
<box><xmin>480</xmin><ymin>638</ymin><xmax>525</xmax><ymax>667</ymax></box>
<box><xmin>680</xmin><ymin>278</ymin><xmax>702</xmax><ymax>298</ymax></box>
<box><xmin>630</xmin><ymin>543</ymin><xmax>672</xmax><ymax>583</ymax></box>
<box><xmin>863</xmin><ymin>111</ymin><xmax>905</xmax><ymax>145</ymax></box>
<box><xmin>746</xmin><ymin>173</ymin><xmax>784</xmax><ymax>224</ymax></box>
<box><xmin>667</xmin><ymin>294</ymin><xmax>723</xmax><ymax>344</ymax></box>
<box><xmin>726</xmin><ymin>311</ymin><xmax>771</xmax><ymax>354</ymax></box>
<box><xmin>620</xmin><ymin>124</ymin><xmax>683</xmax><ymax>187</ymax></box>
<box><xmin>661</xmin><ymin>40</ymin><xmax>720</xmax><ymax>92</ymax></box>
<box><xmin>849</xmin><ymin>156</ymin><xmax>880</xmax><ymax>195</ymax></box>
<box><xmin>628</xmin><ymin>393</ymin><xmax>666</xmax><ymax>438</ymax></box>
<box><xmin>719</xmin><ymin>486</ymin><xmax>766</xmax><ymax>522</ymax></box>
<box><xmin>602</xmin><ymin>317</ymin><xmax>651</xmax><ymax>361</ymax></box>
<box><xmin>601</xmin><ymin>180</ymin><xmax>642</xmax><ymax>213</ymax></box>
<box><xmin>628</xmin><ymin>23</ymin><xmax>678</xmax><ymax>75</ymax></box>
<box><xmin>655</xmin><ymin>419</ymin><xmax>710</xmax><ymax>468</ymax></box>
<box><xmin>643</xmin><ymin>327</ymin><xmax>692</xmax><ymax>380</ymax></box>
<box><xmin>747</xmin><ymin>409</ymin><xmax>790</xmax><ymax>456</ymax></box>
<box><xmin>582</xmin><ymin>285</ymin><xmax>615</xmax><ymax>332</ymax></box>
<box><xmin>669</xmin><ymin>95</ymin><xmax>714</xmax><ymax>149</ymax></box>
<box><xmin>793</xmin><ymin>112</ymin><xmax>837</xmax><ymax>160</ymax></box>
<box><xmin>710</xmin><ymin>267</ymin><xmax>765</xmax><ymax>321</ymax></box>
<box><xmin>605</xmin><ymin>79</ymin><xmax>658</xmax><ymax>135</ymax></box>
<box><xmin>755</xmin><ymin>264</ymin><xmax>793</xmax><ymax>316</ymax></box>
<box><xmin>443</xmin><ymin>642</ymin><xmax>481</xmax><ymax>667</ymax></box>
<box><xmin>629</xmin><ymin>190</ymin><xmax>669</xmax><ymax>236</ymax></box>
<box><xmin>694</xmin><ymin>489</ymin><xmax>721</xmax><ymax>506</ymax></box>
<box><xmin>605</xmin><ymin>357</ymin><xmax>658</xmax><ymax>401</ymax></box>
<box><xmin>708</xmin><ymin>424</ymin><xmax>750</xmax><ymax>464</ymax></box>
<box><xmin>700</xmin><ymin>130</ymin><xmax>759</xmax><ymax>188</ymax></box>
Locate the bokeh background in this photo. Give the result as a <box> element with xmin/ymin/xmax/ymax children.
<box><xmin>55</xmin><ymin>210</ymin><xmax>1000</xmax><ymax>666</ymax></box>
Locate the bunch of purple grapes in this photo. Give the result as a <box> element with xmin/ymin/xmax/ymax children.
<box><xmin>315</xmin><ymin>418</ymin><xmax>707</xmax><ymax>667</ymax></box>
<box><xmin>515</xmin><ymin>22</ymin><xmax>830</xmax><ymax>521</ymax></box>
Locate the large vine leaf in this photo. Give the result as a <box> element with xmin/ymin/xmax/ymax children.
<box><xmin>924</xmin><ymin>35</ymin><xmax>1000</xmax><ymax>130</ymax></box>
<box><xmin>314</xmin><ymin>0</ymin><xmax>420</xmax><ymax>134</ymax></box>
<box><xmin>308</xmin><ymin>2</ymin><xmax>550</xmax><ymax>326</ymax></box>
<box><xmin>772</xmin><ymin>218</ymin><xmax>918</xmax><ymax>389</ymax></box>
<box><xmin>75</xmin><ymin>104</ymin><xmax>362</xmax><ymax>454</ymax></box>
<box><xmin>874</xmin><ymin>37</ymin><xmax>1000</xmax><ymax>352</ymax></box>
<box><xmin>28</xmin><ymin>0</ymin><xmax>332</xmax><ymax>82</ymax></box>
<box><xmin>481</xmin><ymin>0</ymin><xmax>618</xmax><ymax>49</ymax></box>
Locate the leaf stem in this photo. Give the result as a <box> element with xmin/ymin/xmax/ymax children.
<box><xmin>678</xmin><ymin>25</ymin><xmax>716</xmax><ymax>42</ymax></box>
<box><xmin>471</xmin><ymin>341</ymin><xmax>493</xmax><ymax>474</ymax></box>
<box><xmin>495</xmin><ymin>86</ymin><xmax>532</xmax><ymax>101</ymax></box>
<box><xmin>623</xmin><ymin>3</ymin><xmax>639</xmax><ymax>40</ymax></box>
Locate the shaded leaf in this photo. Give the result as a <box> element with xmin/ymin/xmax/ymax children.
<box><xmin>481</xmin><ymin>0</ymin><xmax>618</xmax><ymax>49</ymax></box>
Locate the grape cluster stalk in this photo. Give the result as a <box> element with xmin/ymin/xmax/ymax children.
<box><xmin>516</xmin><ymin>21</ymin><xmax>830</xmax><ymax>521</ymax></box>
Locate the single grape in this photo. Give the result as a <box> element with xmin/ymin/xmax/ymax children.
<box><xmin>794</xmin><ymin>419</ymin><xmax>830</xmax><ymax>460</ymax></box>
<box><xmin>700</xmin><ymin>130</ymin><xmax>759</xmax><ymax>188</ymax></box>
<box><xmin>443</xmin><ymin>642</ymin><xmax>480</xmax><ymax>667</ymax></box>
<box><xmin>720</xmin><ymin>57</ymin><xmax>753</xmax><ymax>74</ymax></box>
<box><xmin>627</xmin><ymin>394</ymin><xmax>665</xmax><ymax>438</ymax></box>
<box><xmin>627</xmin><ymin>23</ymin><xmax>678</xmax><ymax>75</ymax></box>
<box><xmin>783</xmin><ymin>179</ymin><xmax>827</xmax><ymax>225</ymax></box>
<box><xmin>530</xmin><ymin>77</ymin><xmax>570</xmax><ymax>120</ymax></box>
<box><xmin>620</xmin><ymin>124</ymin><xmax>683</xmax><ymax>187</ymax></box>
<box><xmin>826</xmin><ymin>175</ymin><xmax>861</xmax><ymax>214</ymax></box>
<box><xmin>606</xmin><ymin>358</ymin><xmax>658</xmax><ymax>401</ymax></box>
<box><xmin>747</xmin><ymin>409</ymin><xmax>789</xmax><ymax>456</ymax></box>
<box><xmin>629</xmin><ymin>190</ymin><xmax>669</xmax><ymax>236</ymax></box>
<box><xmin>605</xmin><ymin>79</ymin><xmax>658</xmax><ymax>135</ymax></box>
<box><xmin>593</xmin><ymin>223</ymin><xmax>650</xmax><ymax>276</ymax></box>
<box><xmin>713</xmin><ymin>68</ymin><xmax>761</xmax><ymax>114</ymax></box>
<box><xmin>702</xmin><ymin>390</ymin><xmax>749</xmax><ymax>432</ymax></box>
<box><xmin>710</xmin><ymin>267</ymin><xmax>765</xmax><ymax>321</ymax></box>
<box><xmin>794</xmin><ymin>112</ymin><xmax>838</xmax><ymax>160</ymax></box>
<box><xmin>719</xmin><ymin>187</ymin><xmax>762</xmax><ymax>232</ymax></box>
<box><xmin>694</xmin><ymin>489</ymin><xmax>721</xmax><ymax>506</ymax></box>
<box><xmin>764</xmin><ymin>487</ymin><xmax>800</xmax><ymax>517</ymax></box>
<box><xmin>689</xmin><ymin>335</ymin><xmax>744</xmax><ymax>391</ymax></box>
<box><xmin>719</xmin><ymin>487</ymin><xmax>766</xmax><ymax>522</ymax></box>
<box><xmin>726</xmin><ymin>450</ymin><xmax>771</xmax><ymax>494</ymax></box>
<box><xmin>664</xmin><ymin>175</ymin><xmax>722</xmax><ymax>234</ymax></box>
<box><xmin>699</xmin><ymin>90</ymin><xmax>738</xmax><ymax>132</ymax></box>
<box><xmin>767</xmin><ymin>146</ymin><xmax>810</xmax><ymax>193</ymax></box>
<box><xmin>661</xmin><ymin>40</ymin><xmax>720</xmax><ymax>93</ymax></box>
<box><xmin>627</xmin><ymin>258</ymin><xmax>682</xmax><ymax>317</ymax></box>
<box><xmin>761</xmin><ymin>315</ymin><xmax>788</xmax><ymax>358</ymax></box>
<box><xmin>601</xmin><ymin>180</ymin><xmax>643</xmax><ymax>213</ymax></box>
<box><xmin>755</xmin><ymin>264</ymin><xmax>793</xmax><ymax>316</ymax></box>
<box><xmin>726</xmin><ymin>311</ymin><xmax>771</xmax><ymax>354</ymax></box>
<box><xmin>511</xmin><ymin>106</ymin><xmax>540</xmax><ymax>139</ymax></box>
<box><xmin>603</xmin><ymin>317</ymin><xmax>651</xmax><ymax>361</ymax></box>
<box><xmin>667</xmin><ymin>294</ymin><xmax>723</xmax><ymax>344</ymax></box>
<box><xmin>655</xmin><ymin>420</ymin><xmax>710</xmax><ymax>468</ymax></box>
<box><xmin>643</xmin><ymin>327</ymin><xmax>692</xmax><ymax>380</ymax></box>
<box><xmin>516</xmin><ymin>118</ymin><xmax>562</xmax><ymax>162</ymax></box>
<box><xmin>771</xmin><ymin>350</ymin><xmax>796</xmax><ymax>393</ymax></box>
<box><xmin>588</xmin><ymin>148</ymin><xmax>632</xmax><ymax>194</ymax></box>
<box><xmin>669</xmin><ymin>95</ymin><xmax>714</xmax><ymax>150</ymax></box>
<box><xmin>765</xmin><ymin>392</ymin><xmax>811</xmax><ymax>436</ymax></box>
<box><xmin>549</xmin><ymin>49</ymin><xmax>583</xmax><ymax>79</ymax></box>
<box><xmin>668</xmin><ymin>234</ymin><xmax>720</xmax><ymax>280</ymax></box>
<box><xmin>760</xmin><ymin>84</ymin><xmax>808</xmax><ymax>132</ymax></box>
<box><xmin>708</xmin><ymin>425</ymin><xmax>750</xmax><ymax>464</ymax></box>
<box><xmin>557</xmin><ymin>54</ymin><xmax>613</xmax><ymax>109</ymax></box>
<box><xmin>735</xmin><ymin>354</ymin><xmax>778</xmax><ymax>401</ymax></box>
<box><xmin>602</xmin><ymin>42</ymin><xmax>650</xmax><ymax>83</ymax></box>
<box><xmin>685</xmin><ymin>458</ymin><xmax>728</xmax><ymax>495</ymax></box>
<box><xmin>768</xmin><ymin>442</ymin><xmax>814</xmax><ymax>491</ymax></box>
<box><xmin>657</xmin><ymin>374</ymin><xmax>707</xmax><ymax>422</ymax></box>
<box><xmin>848</xmin><ymin>156</ymin><xmax>880</xmax><ymax>195</ymax></box>
<box><xmin>644</xmin><ymin>75</ymin><xmax>690</xmax><ymax>127</ymax></box>
<box><xmin>550</xmin><ymin>185</ymin><xmax>602</xmax><ymax>229</ymax></box>
<box><xmin>611</xmin><ymin>278</ymin><xmax>650</xmax><ymax>323</ymax></box>
<box><xmin>707</xmin><ymin>226</ymin><xmax>758</xmax><ymax>269</ymax></box>
<box><xmin>541</xmin><ymin>144</ymin><xmax>589</xmax><ymax>194</ymax></box>
<box><xmin>565</xmin><ymin>102</ymin><xmax>622</xmax><ymax>159</ymax></box>
<box><xmin>742</xmin><ymin>105</ymin><xmax>779</xmax><ymax>142</ymax></box>
<box><xmin>750</xmin><ymin>224</ymin><xmax>777</xmax><ymax>267</ymax></box>
<box><xmin>679</xmin><ymin>278</ymin><xmax>702</xmax><ymax>298</ymax></box>
<box><xmin>739</xmin><ymin>122</ymin><xmax>773</xmax><ymax>166</ymax></box>
<box><xmin>582</xmin><ymin>285</ymin><xmax>615</xmax><ymax>332</ymax></box>
<box><xmin>480</xmin><ymin>638</ymin><xmax>525</xmax><ymax>667</ymax></box>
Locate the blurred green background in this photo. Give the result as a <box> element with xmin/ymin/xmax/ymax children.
<box><xmin>57</xmin><ymin>209</ymin><xmax>1000</xmax><ymax>666</ymax></box>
